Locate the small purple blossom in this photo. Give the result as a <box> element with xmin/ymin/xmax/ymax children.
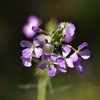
<box><xmin>38</xmin><ymin>53</ymin><xmax>65</xmax><ymax>76</ymax></box>
<box><xmin>61</xmin><ymin>45</ymin><xmax>78</xmax><ymax>68</ymax></box>
<box><xmin>77</xmin><ymin>42</ymin><xmax>91</xmax><ymax>59</ymax></box>
<box><xmin>38</xmin><ymin>53</ymin><xmax>57</xmax><ymax>76</ymax></box>
<box><xmin>60</xmin><ymin>22</ymin><xmax>76</xmax><ymax>36</ymax></box>
<box><xmin>22</xmin><ymin>15</ymin><xmax>42</xmax><ymax>38</ymax></box>
<box><xmin>20</xmin><ymin>39</ymin><xmax>43</xmax><ymax>66</ymax></box>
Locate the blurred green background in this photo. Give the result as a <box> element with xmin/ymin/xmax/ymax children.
<box><xmin>0</xmin><ymin>0</ymin><xmax>100</xmax><ymax>100</ymax></box>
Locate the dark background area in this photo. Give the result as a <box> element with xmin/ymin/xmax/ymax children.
<box><xmin>0</xmin><ymin>0</ymin><xmax>100</xmax><ymax>100</ymax></box>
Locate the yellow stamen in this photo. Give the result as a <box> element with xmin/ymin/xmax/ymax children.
<box><xmin>31</xmin><ymin>45</ymin><xmax>35</xmax><ymax>49</ymax></box>
<box><xmin>62</xmin><ymin>22</ymin><xmax>67</xmax><ymax>28</ymax></box>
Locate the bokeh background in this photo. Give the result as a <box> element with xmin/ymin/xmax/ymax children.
<box><xmin>0</xmin><ymin>0</ymin><xmax>100</xmax><ymax>100</ymax></box>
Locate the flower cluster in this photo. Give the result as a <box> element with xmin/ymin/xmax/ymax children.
<box><xmin>20</xmin><ymin>16</ymin><xmax>91</xmax><ymax>76</ymax></box>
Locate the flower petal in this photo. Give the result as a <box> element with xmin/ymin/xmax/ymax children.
<box><xmin>74</xmin><ymin>59</ymin><xmax>83</xmax><ymax>74</ymax></box>
<box><xmin>50</xmin><ymin>53</ymin><xmax>59</xmax><ymax>62</ymax></box>
<box><xmin>42</xmin><ymin>53</ymin><xmax>51</xmax><ymax>60</ymax></box>
<box><xmin>66</xmin><ymin>58</ymin><xmax>74</xmax><ymax>68</ymax></box>
<box><xmin>28</xmin><ymin>15</ymin><xmax>42</xmax><ymax>26</ymax></box>
<box><xmin>20</xmin><ymin>40</ymin><xmax>31</xmax><ymax>48</ymax></box>
<box><xmin>62</xmin><ymin>45</ymin><xmax>71</xmax><ymax>57</ymax></box>
<box><xmin>76</xmin><ymin>65</ymin><xmax>83</xmax><ymax>74</ymax></box>
<box><xmin>22</xmin><ymin>24</ymin><xmax>36</xmax><ymax>38</ymax></box>
<box><xmin>38</xmin><ymin>62</ymin><xmax>47</xmax><ymax>70</ymax></box>
<box><xmin>67</xmin><ymin>22</ymin><xmax>76</xmax><ymax>30</ymax></box>
<box><xmin>64</xmin><ymin>33</ymin><xmax>74</xmax><ymax>43</ymax></box>
<box><xmin>56</xmin><ymin>57</ymin><xmax>65</xmax><ymax>65</ymax></box>
<box><xmin>32</xmin><ymin>26</ymin><xmax>41</xmax><ymax>33</ymax></box>
<box><xmin>78</xmin><ymin>42</ymin><xmax>88</xmax><ymax>50</ymax></box>
<box><xmin>66</xmin><ymin>22</ymin><xmax>76</xmax><ymax>36</ymax></box>
<box><xmin>58</xmin><ymin>64</ymin><xmax>67</xmax><ymax>73</ymax></box>
<box><xmin>48</xmin><ymin>65</ymin><xmax>56</xmax><ymax>76</ymax></box>
<box><xmin>33</xmin><ymin>39</ymin><xmax>40</xmax><ymax>46</ymax></box>
<box><xmin>70</xmin><ymin>53</ymin><xmax>78</xmax><ymax>62</ymax></box>
<box><xmin>21</xmin><ymin>56</ymin><xmax>32</xmax><ymax>67</ymax></box>
<box><xmin>22</xmin><ymin>48</ymin><xmax>33</xmax><ymax>58</ymax></box>
<box><xmin>79</xmin><ymin>49</ymin><xmax>91</xmax><ymax>59</ymax></box>
<box><xmin>34</xmin><ymin>48</ymin><xmax>43</xmax><ymax>58</ymax></box>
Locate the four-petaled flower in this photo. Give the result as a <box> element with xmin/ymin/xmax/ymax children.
<box><xmin>22</xmin><ymin>15</ymin><xmax>42</xmax><ymax>38</ymax></box>
<box><xmin>38</xmin><ymin>53</ymin><xmax>65</xmax><ymax>76</ymax></box>
<box><xmin>20</xmin><ymin>39</ymin><xmax>43</xmax><ymax>67</ymax></box>
<box><xmin>77</xmin><ymin>42</ymin><xmax>91</xmax><ymax>59</ymax></box>
<box><xmin>58</xmin><ymin>45</ymin><xmax>78</xmax><ymax>68</ymax></box>
<box><xmin>69</xmin><ymin>42</ymin><xmax>91</xmax><ymax>60</ymax></box>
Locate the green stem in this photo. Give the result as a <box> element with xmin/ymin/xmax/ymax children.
<box><xmin>54</xmin><ymin>47</ymin><xmax>61</xmax><ymax>55</ymax></box>
<box><xmin>47</xmin><ymin>76</ymin><xmax>53</xmax><ymax>94</ymax></box>
<box><xmin>37</xmin><ymin>75</ymin><xmax>48</xmax><ymax>100</ymax></box>
<box><xmin>36</xmin><ymin>42</ymin><xmax>54</xmax><ymax>100</ymax></box>
<box><xmin>33</xmin><ymin>58</ymin><xmax>41</xmax><ymax>64</ymax></box>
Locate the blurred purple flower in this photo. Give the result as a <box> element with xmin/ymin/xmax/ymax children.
<box><xmin>59</xmin><ymin>22</ymin><xmax>76</xmax><ymax>42</ymax></box>
<box><xmin>22</xmin><ymin>15</ymin><xmax>42</xmax><ymax>38</ymax></box>
<box><xmin>38</xmin><ymin>53</ymin><xmax>65</xmax><ymax>76</ymax></box>
<box><xmin>62</xmin><ymin>28</ymin><xmax>74</xmax><ymax>43</ymax></box>
<box><xmin>20</xmin><ymin>39</ymin><xmax>43</xmax><ymax>66</ymax></box>
<box><xmin>77</xmin><ymin>42</ymin><xmax>91</xmax><ymax>59</ymax></box>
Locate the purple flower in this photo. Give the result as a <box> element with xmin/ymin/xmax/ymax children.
<box><xmin>38</xmin><ymin>53</ymin><xmax>61</xmax><ymax>76</ymax></box>
<box><xmin>60</xmin><ymin>45</ymin><xmax>78</xmax><ymax>68</ymax></box>
<box><xmin>60</xmin><ymin>22</ymin><xmax>76</xmax><ymax>35</ymax></box>
<box><xmin>20</xmin><ymin>39</ymin><xmax>43</xmax><ymax>59</ymax></box>
<box><xmin>59</xmin><ymin>22</ymin><xmax>76</xmax><ymax>42</ymax></box>
<box><xmin>22</xmin><ymin>15</ymin><xmax>42</xmax><ymax>38</ymax></box>
<box><xmin>77</xmin><ymin>42</ymin><xmax>91</xmax><ymax>59</ymax></box>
